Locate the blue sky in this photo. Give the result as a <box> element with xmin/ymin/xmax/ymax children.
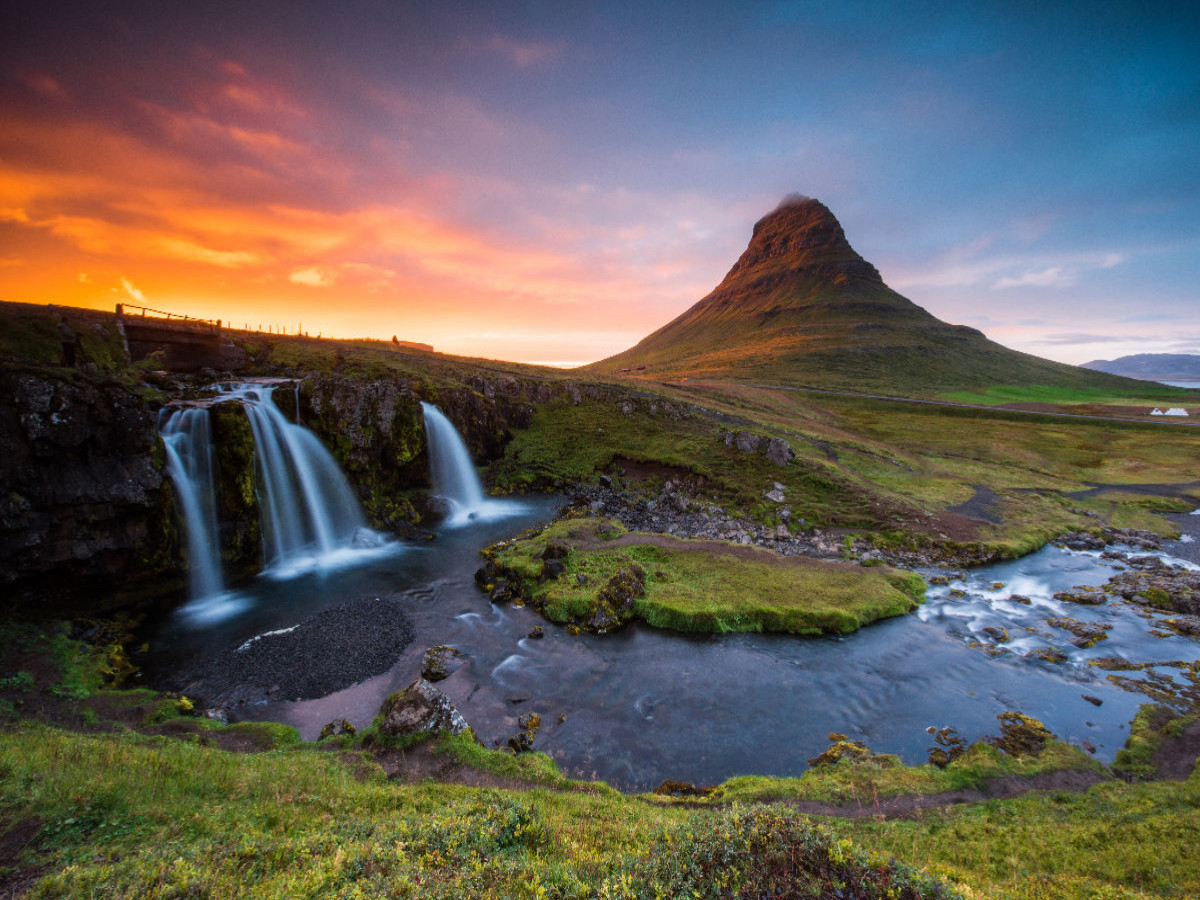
<box><xmin>2</xmin><ymin>0</ymin><xmax>1197</xmax><ymax>364</ymax></box>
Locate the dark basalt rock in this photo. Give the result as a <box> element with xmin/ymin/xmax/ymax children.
<box><xmin>1053</xmin><ymin>589</ymin><xmax>1108</xmax><ymax>606</ymax></box>
<box><xmin>0</xmin><ymin>370</ymin><xmax>175</xmax><ymax>608</ymax></box>
<box><xmin>475</xmin><ymin>559</ymin><xmax>529</xmax><ymax>605</ymax></box>
<box><xmin>1045</xmin><ymin>617</ymin><xmax>1112</xmax><ymax>648</ymax></box>
<box><xmin>539</xmin><ymin>558</ymin><xmax>567</xmax><ymax>581</ymax></box>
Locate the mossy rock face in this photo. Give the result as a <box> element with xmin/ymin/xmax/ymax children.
<box><xmin>1045</xmin><ymin>616</ymin><xmax>1111</xmax><ymax>648</ymax></box>
<box><xmin>507</xmin><ymin>712</ymin><xmax>541</xmax><ymax>753</ymax></box>
<box><xmin>421</xmin><ymin>645</ymin><xmax>465</xmax><ymax>682</ymax></box>
<box><xmin>806</xmin><ymin>732</ymin><xmax>894</xmax><ymax>768</ymax></box>
<box><xmin>582</xmin><ymin>565</ymin><xmax>646</xmax><ymax>632</ymax></box>
<box><xmin>475</xmin><ymin>558</ymin><xmax>530</xmax><ymax>605</ymax></box>
<box><xmin>318</xmin><ymin>718</ymin><xmax>356</xmax><ymax>740</ymax></box>
<box><xmin>1026</xmin><ymin>647</ymin><xmax>1068</xmax><ymax>664</ymax></box>
<box><xmin>988</xmin><ymin>711</ymin><xmax>1054</xmax><ymax>758</ymax></box>
<box><xmin>1137</xmin><ymin>586</ymin><xmax>1172</xmax><ymax>609</ymax></box>
<box><xmin>209</xmin><ymin>401</ymin><xmax>262</xmax><ymax>576</ymax></box>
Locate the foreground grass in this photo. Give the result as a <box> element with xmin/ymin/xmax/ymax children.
<box><xmin>0</xmin><ymin>724</ymin><xmax>955</xmax><ymax>899</ymax></box>
<box><xmin>2</xmin><ymin>717</ymin><xmax>1197</xmax><ymax>899</ymax></box>
<box><xmin>2</xmin><ymin>620</ymin><xmax>1198</xmax><ymax>899</ymax></box>
<box><xmin>709</xmin><ymin>741</ymin><xmax>1106</xmax><ymax>806</ymax></box>
<box><xmin>839</xmin><ymin>774</ymin><xmax>1200</xmax><ymax>899</ymax></box>
<box><xmin>490</xmin><ymin>517</ymin><xmax>925</xmax><ymax>634</ymax></box>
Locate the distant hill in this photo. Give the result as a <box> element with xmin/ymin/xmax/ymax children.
<box><xmin>589</xmin><ymin>197</ymin><xmax>1153</xmax><ymax>397</ymax></box>
<box><xmin>1082</xmin><ymin>354</ymin><xmax>1200</xmax><ymax>382</ymax></box>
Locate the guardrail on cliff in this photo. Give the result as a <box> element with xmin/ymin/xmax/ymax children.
<box><xmin>116</xmin><ymin>303</ymin><xmax>221</xmax><ymax>331</ymax></box>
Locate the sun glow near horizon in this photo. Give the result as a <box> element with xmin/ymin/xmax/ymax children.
<box><xmin>3</xmin><ymin>3</ymin><xmax>1198</xmax><ymax>366</ymax></box>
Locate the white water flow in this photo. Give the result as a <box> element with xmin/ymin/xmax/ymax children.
<box><xmin>160</xmin><ymin>407</ymin><xmax>224</xmax><ymax>601</ymax></box>
<box><xmin>236</xmin><ymin>384</ymin><xmax>373</xmax><ymax>575</ymax></box>
<box><xmin>421</xmin><ymin>401</ymin><xmax>522</xmax><ymax>526</ymax></box>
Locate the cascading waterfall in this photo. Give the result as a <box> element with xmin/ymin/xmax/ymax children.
<box><xmin>421</xmin><ymin>401</ymin><xmax>521</xmax><ymax>526</ymax></box>
<box><xmin>159</xmin><ymin>406</ymin><xmax>224</xmax><ymax>601</ymax></box>
<box><xmin>161</xmin><ymin>381</ymin><xmax>386</xmax><ymax>613</ymax></box>
<box><xmin>235</xmin><ymin>383</ymin><xmax>376</xmax><ymax>575</ymax></box>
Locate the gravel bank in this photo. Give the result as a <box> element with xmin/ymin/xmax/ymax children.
<box><xmin>175</xmin><ymin>595</ymin><xmax>414</xmax><ymax>709</ymax></box>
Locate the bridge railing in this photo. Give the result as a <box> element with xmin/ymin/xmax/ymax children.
<box><xmin>116</xmin><ymin>303</ymin><xmax>220</xmax><ymax>330</ymax></box>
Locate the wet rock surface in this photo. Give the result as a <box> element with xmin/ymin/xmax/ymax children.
<box><xmin>1103</xmin><ymin>556</ymin><xmax>1200</xmax><ymax>616</ymax></box>
<box><xmin>421</xmin><ymin>644</ymin><xmax>465</xmax><ymax>682</ymax></box>
<box><xmin>175</xmin><ymin>596</ymin><xmax>414</xmax><ymax>708</ymax></box>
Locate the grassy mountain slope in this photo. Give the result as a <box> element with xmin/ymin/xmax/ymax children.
<box><xmin>588</xmin><ymin>198</ymin><xmax>1167</xmax><ymax>398</ymax></box>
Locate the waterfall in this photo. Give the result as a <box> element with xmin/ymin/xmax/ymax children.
<box><xmin>161</xmin><ymin>381</ymin><xmax>387</xmax><ymax>614</ymax></box>
<box><xmin>160</xmin><ymin>406</ymin><xmax>224</xmax><ymax>601</ymax></box>
<box><xmin>421</xmin><ymin>401</ymin><xmax>521</xmax><ymax>526</ymax></box>
<box><xmin>235</xmin><ymin>383</ymin><xmax>376</xmax><ymax>575</ymax></box>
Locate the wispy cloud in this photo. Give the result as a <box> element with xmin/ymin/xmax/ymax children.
<box><xmin>120</xmin><ymin>277</ymin><xmax>146</xmax><ymax>303</ymax></box>
<box><xmin>1033</xmin><ymin>332</ymin><xmax>1127</xmax><ymax>345</ymax></box>
<box><xmin>994</xmin><ymin>266</ymin><xmax>1076</xmax><ymax>290</ymax></box>
<box><xmin>289</xmin><ymin>267</ymin><xmax>335</xmax><ymax>287</ymax></box>
<box><xmin>480</xmin><ymin>35</ymin><xmax>567</xmax><ymax>68</ymax></box>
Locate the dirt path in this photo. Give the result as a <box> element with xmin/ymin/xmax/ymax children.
<box><xmin>565</xmin><ymin>523</ymin><xmax>869</xmax><ymax>573</ymax></box>
<box><xmin>1154</xmin><ymin>718</ymin><xmax>1200</xmax><ymax>781</ymax></box>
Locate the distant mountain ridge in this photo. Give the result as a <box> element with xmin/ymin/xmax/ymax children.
<box><xmin>590</xmin><ymin>197</ymin><xmax>1150</xmax><ymax>397</ymax></box>
<box><xmin>1082</xmin><ymin>354</ymin><xmax>1200</xmax><ymax>382</ymax></box>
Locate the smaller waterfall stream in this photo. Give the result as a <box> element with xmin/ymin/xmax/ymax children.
<box><xmin>421</xmin><ymin>402</ymin><xmax>522</xmax><ymax>526</ymax></box>
<box><xmin>160</xmin><ymin>407</ymin><xmax>224</xmax><ymax>601</ymax></box>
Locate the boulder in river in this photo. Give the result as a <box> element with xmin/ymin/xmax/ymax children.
<box><xmin>378</xmin><ymin>678</ymin><xmax>468</xmax><ymax>738</ymax></box>
<box><xmin>421</xmin><ymin>645</ymin><xmax>465</xmax><ymax>682</ymax></box>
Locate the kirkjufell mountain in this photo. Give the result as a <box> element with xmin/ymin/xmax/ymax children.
<box><xmin>591</xmin><ymin>196</ymin><xmax>1139</xmax><ymax>395</ymax></box>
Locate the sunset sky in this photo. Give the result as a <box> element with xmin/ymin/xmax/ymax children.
<box><xmin>3</xmin><ymin>1</ymin><xmax>1198</xmax><ymax>366</ymax></box>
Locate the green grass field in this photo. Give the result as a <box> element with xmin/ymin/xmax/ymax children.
<box><xmin>489</xmin><ymin>517</ymin><xmax>924</xmax><ymax>634</ymax></box>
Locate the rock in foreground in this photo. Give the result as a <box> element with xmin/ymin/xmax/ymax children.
<box><xmin>379</xmin><ymin>678</ymin><xmax>469</xmax><ymax>738</ymax></box>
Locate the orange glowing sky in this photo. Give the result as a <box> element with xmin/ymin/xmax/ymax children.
<box><xmin>3</xmin><ymin>3</ymin><xmax>1199</xmax><ymax>366</ymax></box>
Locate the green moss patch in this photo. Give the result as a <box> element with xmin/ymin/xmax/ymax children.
<box><xmin>488</xmin><ymin>517</ymin><xmax>924</xmax><ymax>635</ymax></box>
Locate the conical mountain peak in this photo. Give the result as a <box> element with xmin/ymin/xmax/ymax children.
<box><xmin>722</xmin><ymin>195</ymin><xmax>882</xmax><ymax>286</ymax></box>
<box><xmin>589</xmin><ymin>196</ymin><xmax>1121</xmax><ymax>396</ymax></box>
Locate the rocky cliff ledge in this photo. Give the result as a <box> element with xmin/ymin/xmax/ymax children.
<box><xmin>0</xmin><ymin>370</ymin><xmax>178</xmax><ymax>609</ymax></box>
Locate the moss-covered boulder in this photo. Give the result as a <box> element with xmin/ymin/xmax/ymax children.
<box><xmin>583</xmin><ymin>565</ymin><xmax>646</xmax><ymax>632</ymax></box>
<box><xmin>378</xmin><ymin>678</ymin><xmax>468</xmax><ymax>738</ymax></box>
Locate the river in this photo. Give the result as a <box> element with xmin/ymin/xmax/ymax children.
<box><xmin>145</xmin><ymin>498</ymin><xmax>1200</xmax><ymax>792</ymax></box>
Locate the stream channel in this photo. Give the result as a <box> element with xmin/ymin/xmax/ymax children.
<box><xmin>150</xmin><ymin>501</ymin><xmax>1200</xmax><ymax>793</ymax></box>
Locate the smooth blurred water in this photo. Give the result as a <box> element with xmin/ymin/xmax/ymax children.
<box><xmin>149</xmin><ymin>502</ymin><xmax>1200</xmax><ymax>791</ymax></box>
<box><xmin>421</xmin><ymin>401</ymin><xmax>524</xmax><ymax>527</ymax></box>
